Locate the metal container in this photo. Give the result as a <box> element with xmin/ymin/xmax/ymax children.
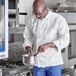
<box><xmin>22</xmin><ymin>52</ymin><xmax>38</xmax><ymax>65</ymax></box>
<box><xmin>22</xmin><ymin>54</ymin><xmax>35</xmax><ymax>65</ymax></box>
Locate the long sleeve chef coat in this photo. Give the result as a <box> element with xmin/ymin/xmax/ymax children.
<box><xmin>23</xmin><ymin>10</ymin><xmax>70</xmax><ymax>67</ymax></box>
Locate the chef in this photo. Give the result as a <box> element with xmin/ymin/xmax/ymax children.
<box><xmin>23</xmin><ymin>0</ymin><xmax>70</xmax><ymax>76</ymax></box>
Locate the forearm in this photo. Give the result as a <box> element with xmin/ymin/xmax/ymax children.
<box><xmin>46</xmin><ymin>42</ymin><xmax>57</xmax><ymax>48</ymax></box>
<box><xmin>38</xmin><ymin>42</ymin><xmax>57</xmax><ymax>52</ymax></box>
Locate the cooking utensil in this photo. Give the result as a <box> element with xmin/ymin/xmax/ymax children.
<box><xmin>33</xmin><ymin>52</ymin><xmax>39</xmax><ymax>56</ymax></box>
<box><xmin>22</xmin><ymin>52</ymin><xmax>39</xmax><ymax>65</ymax></box>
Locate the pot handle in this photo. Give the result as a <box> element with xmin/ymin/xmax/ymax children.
<box><xmin>34</xmin><ymin>52</ymin><xmax>39</xmax><ymax>56</ymax></box>
<box><xmin>22</xmin><ymin>55</ymin><xmax>26</xmax><ymax>65</ymax></box>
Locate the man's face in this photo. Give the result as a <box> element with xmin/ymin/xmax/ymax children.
<box><xmin>33</xmin><ymin>5</ymin><xmax>46</xmax><ymax>19</ymax></box>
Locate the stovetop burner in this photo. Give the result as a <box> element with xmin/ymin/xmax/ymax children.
<box><xmin>0</xmin><ymin>60</ymin><xmax>24</xmax><ymax>68</ymax></box>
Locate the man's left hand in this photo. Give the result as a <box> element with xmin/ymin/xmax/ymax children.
<box><xmin>38</xmin><ymin>43</ymin><xmax>49</xmax><ymax>52</ymax></box>
<box><xmin>38</xmin><ymin>42</ymin><xmax>57</xmax><ymax>52</ymax></box>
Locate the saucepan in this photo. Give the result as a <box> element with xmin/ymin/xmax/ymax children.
<box><xmin>22</xmin><ymin>52</ymin><xmax>38</xmax><ymax>65</ymax></box>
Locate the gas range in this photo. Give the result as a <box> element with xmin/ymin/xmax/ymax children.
<box><xmin>0</xmin><ymin>61</ymin><xmax>32</xmax><ymax>76</ymax></box>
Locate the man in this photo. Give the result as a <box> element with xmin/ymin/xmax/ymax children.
<box><xmin>23</xmin><ymin>0</ymin><xmax>70</xmax><ymax>76</ymax></box>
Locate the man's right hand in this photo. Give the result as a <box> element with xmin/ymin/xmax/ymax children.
<box><xmin>25</xmin><ymin>46</ymin><xmax>32</xmax><ymax>54</ymax></box>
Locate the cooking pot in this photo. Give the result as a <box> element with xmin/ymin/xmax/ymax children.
<box><xmin>22</xmin><ymin>52</ymin><xmax>38</xmax><ymax>65</ymax></box>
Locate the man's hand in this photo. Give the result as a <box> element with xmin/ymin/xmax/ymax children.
<box><xmin>38</xmin><ymin>42</ymin><xmax>57</xmax><ymax>52</ymax></box>
<box><xmin>25</xmin><ymin>46</ymin><xmax>33</xmax><ymax>54</ymax></box>
<box><xmin>38</xmin><ymin>43</ymin><xmax>49</xmax><ymax>52</ymax></box>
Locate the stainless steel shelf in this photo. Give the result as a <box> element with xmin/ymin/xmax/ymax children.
<box><xmin>69</xmin><ymin>25</ymin><xmax>76</xmax><ymax>30</ymax></box>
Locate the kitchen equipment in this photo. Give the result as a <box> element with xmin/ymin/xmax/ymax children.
<box><xmin>2</xmin><ymin>64</ymin><xmax>31</xmax><ymax>76</ymax></box>
<box><xmin>0</xmin><ymin>60</ymin><xmax>32</xmax><ymax>76</ymax></box>
<box><xmin>8</xmin><ymin>44</ymin><xmax>25</xmax><ymax>62</ymax></box>
<box><xmin>62</xmin><ymin>68</ymin><xmax>75</xmax><ymax>76</ymax></box>
<box><xmin>51</xmin><ymin>3</ymin><xmax>60</xmax><ymax>10</ymax></box>
<box><xmin>0</xmin><ymin>67</ymin><xmax>2</xmax><ymax>76</ymax></box>
<box><xmin>22</xmin><ymin>52</ymin><xmax>38</xmax><ymax>65</ymax></box>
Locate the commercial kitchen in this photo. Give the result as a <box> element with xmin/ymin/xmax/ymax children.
<box><xmin>0</xmin><ymin>0</ymin><xmax>76</xmax><ymax>76</ymax></box>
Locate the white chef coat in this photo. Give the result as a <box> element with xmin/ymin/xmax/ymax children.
<box><xmin>23</xmin><ymin>10</ymin><xmax>70</xmax><ymax>67</ymax></box>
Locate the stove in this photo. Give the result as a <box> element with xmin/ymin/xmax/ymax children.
<box><xmin>0</xmin><ymin>60</ymin><xmax>32</xmax><ymax>76</ymax></box>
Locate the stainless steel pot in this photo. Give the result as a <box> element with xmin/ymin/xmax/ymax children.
<box><xmin>22</xmin><ymin>52</ymin><xmax>38</xmax><ymax>65</ymax></box>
